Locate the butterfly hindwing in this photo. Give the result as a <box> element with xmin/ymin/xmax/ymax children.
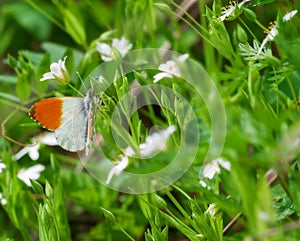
<box><xmin>54</xmin><ymin>97</ymin><xmax>89</xmax><ymax>152</ymax></box>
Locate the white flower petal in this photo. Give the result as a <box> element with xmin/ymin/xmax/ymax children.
<box><xmin>28</xmin><ymin>144</ymin><xmax>40</xmax><ymax>161</ymax></box>
<box><xmin>219</xmin><ymin>0</ymin><xmax>250</xmax><ymax>21</ymax></box>
<box><xmin>202</xmin><ymin>157</ymin><xmax>230</xmax><ymax>179</ymax></box>
<box><xmin>14</xmin><ymin>144</ymin><xmax>40</xmax><ymax>161</ymax></box>
<box><xmin>178</xmin><ymin>54</ymin><xmax>189</xmax><ymax>62</ymax></box>
<box><xmin>97</xmin><ymin>75</ymin><xmax>105</xmax><ymax>83</ymax></box>
<box><xmin>139</xmin><ymin>126</ymin><xmax>175</xmax><ymax>157</ymax></box>
<box><xmin>96</xmin><ymin>42</ymin><xmax>113</xmax><ymax>61</ymax></box>
<box><xmin>112</xmin><ymin>36</ymin><xmax>132</xmax><ymax>57</ymax></box>
<box><xmin>38</xmin><ymin>132</ymin><xmax>58</xmax><ymax>146</ymax></box>
<box><xmin>105</xmin><ymin>156</ymin><xmax>128</xmax><ymax>184</ymax></box>
<box><xmin>257</xmin><ymin>27</ymin><xmax>278</xmax><ymax>55</ymax></box>
<box><xmin>153</xmin><ymin>72</ymin><xmax>173</xmax><ymax>83</ymax></box>
<box><xmin>158</xmin><ymin>60</ymin><xmax>180</xmax><ymax>76</ymax></box>
<box><xmin>17</xmin><ymin>164</ymin><xmax>45</xmax><ymax>187</ymax></box>
<box><xmin>40</xmin><ymin>72</ymin><xmax>55</xmax><ymax>81</ymax></box>
<box><xmin>1</xmin><ymin>198</ymin><xmax>7</xmax><ymax>206</ymax></box>
<box><xmin>258</xmin><ymin>211</ymin><xmax>270</xmax><ymax>222</ymax></box>
<box><xmin>206</xmin><ymin>203</ymin><xmax>218</xmax><ymax>217</ymax></box>
<box><xmin>124</xmin><ymin>146</ymin><xmax>135</xmax><ymax>156</ymax></box>
<box><xmin>114</xmin><ymin>156</ymin><xmax>129</xmax><ymax>174</ymax></box>
<box><xmin>14</xmin><ymin>147</ymin><xmax>30</xmax><ymax>160</ymax></box>
<box><xmin>50</xmin><ymin>62</ymin><xmax>64</xmax><ymax>79</ymax></box>
<box><xmin>268</xmin><ymin>27</ymin><xmax>278</xmax><ymax>41</ymax></box>
<box><xmin>0</xmin><ymin>193</ymin><xmax>7</xmax><ymax>206</ymax></box>
<box><xmin>96</xmin><ymin>43</ymin><xmax>112</xmax><ymax>55</ymax></box>
<box><xmin>283</xmin><ymin>10</ymin><xmax>297</xmax><ymax>21</ymax></box>
<box><xmin>199</xmin><ymin>180</ymin><xmax>209</xmax><ymax>189</ymax></box>
<box><xmin>219</xmin><ymin>6</ymin><xmax>235</xmax><ymax>21</ymax></box>
<box><xmin>218</xmin><ymin>158</ymin><xmax>231</xmax><ymax>171</ymax></box>
<box><xmin>58</xmin><ymin>56</ymin><xmax>67</xmax><ymax>72</ymax></box>
<box><xmin>0</xmin><ymin>162</ymin><xmax>6</xmax><ymax>173</ymax></box>
<box><xmin>203</xmin><ymin>160</ymin><xmax>220</xmax><ymax>179</ymax></box>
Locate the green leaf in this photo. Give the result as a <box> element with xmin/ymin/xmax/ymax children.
<box><xmin>30</xmin><ymin>180</ymin><xmax>44</xmax><ymax>194</ymax></box>
<box><xmin>42</xmin><ymin>42</ymin><xmax>68</xmax><ymax>62</ymax></box>
<box><xmin>0</xmin><ymin>75</ymin><xmax>18</xmax><ymax>84</ymax></box>
<box><xmin>134</xmin><ymin>70</ymin><xmax>148</xmax><ymax>85</ymax></box>
<box><xmin>153</xmin><ymin>3</ymin><xmax>172</xmax><ymax>14</ymax></box>
<box><xmin>153</xmin><ymin>193</ymin><xmax>167</xmax><ymax>209</ymax></box>
<box><xmin>45</xmin><ymin>181</ymin><xmax>53</xmax><ymax>198</ymax></box>
<box><xmin>4</xmin><ymin>1</ymin><xmax>51</xmax><ymax>40</ymax></box>
<box><xmin>244</xmin><ymin>8</ymin><xmax>257</xmax><ymax>22</ymax></box>
<box><xmin>16</xmin><ymin>74</ymin><xmax>31</xmax><ymax>101</ymax></box>
<box><xmin>0</xmin><ymin>92</ymin><xmax>20</xmax><ymax>102</ymax></box>
<box><xmin>62</xmin><ymin>9</ymin><xmax>86</xmax><ymax>46</ymax></box>
<box><xmin>50</xmin><ymin>153</ymin><xmax>60</xmax><ymax>173</ymax></box>
<box><xmin>249</xmin><ymin>0</ymin><xmax>276</xmax><ymax>7</ymax></box>
<box><xmin>35</xmin><ymin>52</ymin><xmax>50</xmax><ymax>94</ymax></box>
<box><xmin>7</xmin><ymin>54</ymin><xmax>18</xmax><ymax>68</ymax></box>
<box><xmin>159</xmin><ymin>211</ymin><xmax>199</xmax><ymax>241</ymax></box>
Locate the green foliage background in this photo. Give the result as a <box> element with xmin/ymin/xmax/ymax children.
<box><xmin>0</xmin><ymin>0</ymin><xmax>300</xmax><ymax>240</ymax></box>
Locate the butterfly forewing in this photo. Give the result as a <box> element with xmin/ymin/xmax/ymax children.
<box><xmin>29</xmin><ymin>89</ymin><xmax>100</xmax><ymax>154</ymax></box>
<box><xmin>29</xmin><ymin>98</ymin><xmax>63</xmax><ymax>130</ymax></box>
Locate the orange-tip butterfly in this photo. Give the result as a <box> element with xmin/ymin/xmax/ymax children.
<box><xmin>29</xmin><ymin>89</ymin><xmax>100</xmax><ymax>154</ymax></box>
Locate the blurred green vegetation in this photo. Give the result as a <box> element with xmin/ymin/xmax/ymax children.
<box><xmin>0</xmin><ymin>0</ymin><xmax>300</xmax><ymax>240</ymax></box>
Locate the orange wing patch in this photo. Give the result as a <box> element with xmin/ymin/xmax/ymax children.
<box><xmin>29</xmin><ymin>98</ymin><xmax>63</xmax><ymax>130</ymax></box>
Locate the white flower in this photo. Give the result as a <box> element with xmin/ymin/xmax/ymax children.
<box><xmin>153</xmin><ymin>54</ymin><xmax>189</xmax><ymax>83</ymax></box>
<box><xmin>40</xmin><ymin>56</ymin><xmax>69</xmax><ymax>85</ymax></box>
<box><xmin>38</xmin><ymin>132</ymin><xmax>58</xmax><ymax>146</ymax></box>
<box><xmin>124</xmin><ymin>146</ymin><xmax>135</xmax><ymax>157</ymax></box>
<box><xmin>139</xmin><ymin>126</ymin><xmax>176</xmax><ymax>157</ymax></box>
<box><xmin>178</xmin><ymin>53</ymin><xmax>189</xmax><ymax>62</ymax></box>
<box><xmin>123</xmin><ymin>126</ymin><xmax>176</xmax><ymax>158</ymax></box>
<box><xmin>258</xmin><ymin>211</ymin><xmax>270</xmax><ymax>222</ymax></box>
<box><xmin>202</xmin><ymin>157</ymin><xmax>231</xmax><ymax>179</ymax></box>
<box><xmin>97</xmin><ymin>75</ymin><xmax>105</xmax><ymax>83</ymax></box>
<box><xmin>159</xmin><ymin>61</ymin><xmax>180</xmax><ymax>76</ymax></box>
<box><xmin>258</xmin><ymin>10</ymin><xmax>298</xmax><ymax>54</ymax></box>
<box><xmin>219</xmin><ymin>0</ymin><xmax>250</xmax><ymax>21</ymax></box>
<box><xmin>0</xmin><ymin>193</ymin><xmax>7</xmax><ymax>206</ymax></box>
<box><xmin>13</xmin><ymin>143</ymin><xmax>40</xmax><ymax>161</ymax></box>
<box><xmin>105</xmin><ymin>126</ymin><xmax>176</xmax><ymax>184</ymax></box>
<box><xmin>13</xmin><ymin>132</ymin><xmax>58</xmax><ymax>161</ymax></box>
<box><xmin>105</xmin><ymin>155</ymin><xmax>128</xmax><ymax>184</ymax></box>
<box><xmin>205</xmin><ymin>203</ymin><xmax>221</xmax><ymax>218</ymax></box>
<box><xmin>17</xmin><ymin>164</ymin><xmax>45</xmax><ymax>187</ymax></box>
<box><xmin>112</xmin><ymin>37</ymin><xmax>132</xmax><ymax>57</ymax></box>
<box><xmin>96</xmin><ymin>36</ymin><xmax>132</xmax><ymax>62</ymax></box>
<box><xmin>96</xmin><ymin>43</ymin><xmax>113</xmax><ymax>62</ymax></box>
<box><xmin>0</xmin><ymin>159</ymin><xmax>6</xmax><ymax>173</ymax></box>
<box><xmin>199</xmin><ymin>180</ymin><xmax>211</xmax><ymax>190</ymax></box>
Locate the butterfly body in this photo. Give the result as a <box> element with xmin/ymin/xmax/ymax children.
<box><xmin>29</xmin><ymin>89</ymin><xmax>100</xmax><ymax>154</ymax></box>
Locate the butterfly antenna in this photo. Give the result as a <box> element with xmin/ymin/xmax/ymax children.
<box><xmin>76</xmin><ymin>71</ymin><xmax>88</xmax><ymax>92</ymax></box>
<box><xmin>66</xmin><ymin>73</ymin><xmax>84</xmax><ymax>97</ymax></box>
<box><xmin>90</xmin><ymin>76</ymin><xmax>95</xmax><ymax>91</ymax></box>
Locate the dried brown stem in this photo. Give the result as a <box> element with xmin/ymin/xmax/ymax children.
<box><xmin>1</xmin><ymin>110</ymin><xmax>37</xmax><ymax>147</ymax></box>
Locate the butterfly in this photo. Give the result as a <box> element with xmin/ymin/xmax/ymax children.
<box><xmin>29</xmin><ymin>89</ymin><xmax>100</xmax><ymax>154</ymax></box>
